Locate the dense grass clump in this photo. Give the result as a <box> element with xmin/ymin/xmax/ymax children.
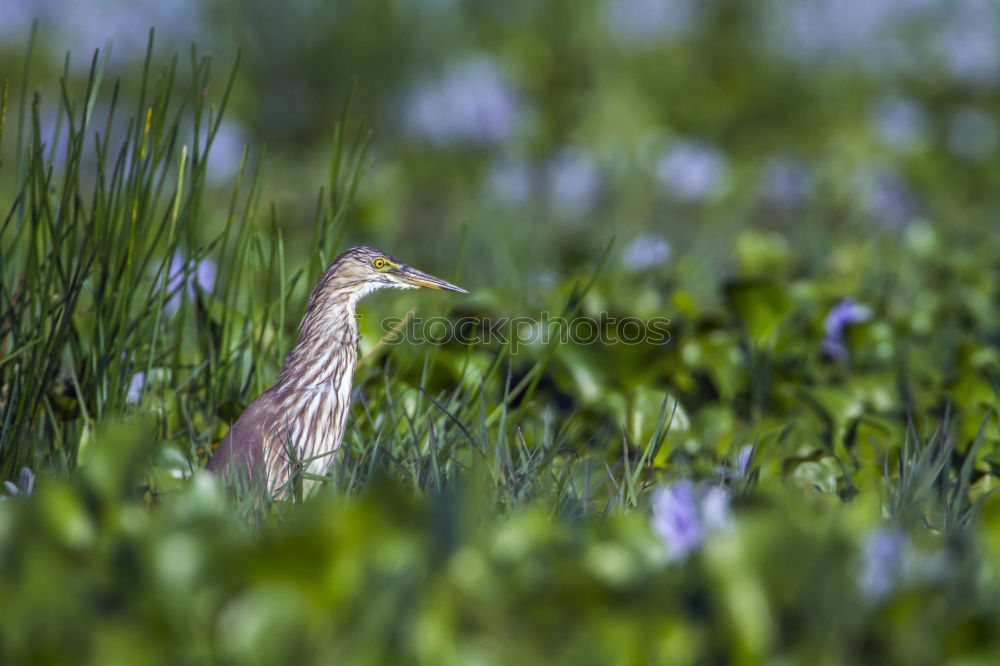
<box><xmin>2</xmin><ymin>38</ymin><xmax>1000</xmax><ymax>665</ymax></box>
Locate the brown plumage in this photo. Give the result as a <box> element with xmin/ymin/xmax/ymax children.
<box><xmin>206</xmin><ymin>246</ymin><xmax>466</xmax><ymax>497</ymax></box>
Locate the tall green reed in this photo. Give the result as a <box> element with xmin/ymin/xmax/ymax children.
<box><xmin>0</xmin><ymin>31</ymin><xmax>369</xmax><ymax>483</ymax></box>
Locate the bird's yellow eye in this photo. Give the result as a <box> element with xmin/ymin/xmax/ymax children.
<box><xmin>373</xmin><ymin>258</ymin><xmax>388</xmax><ymax>270</ymax></box>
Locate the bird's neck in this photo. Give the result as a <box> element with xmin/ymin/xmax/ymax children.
<box><xmin>275</xmin><ymin>296</ymin><xmax>361</xmax><ymax>391</ymax></box>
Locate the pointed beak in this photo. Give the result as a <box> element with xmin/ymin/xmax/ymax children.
<box><xmin>392</xmin><ymin>265</ymin><xmax>468</xmax><ymax>293</ymax></box>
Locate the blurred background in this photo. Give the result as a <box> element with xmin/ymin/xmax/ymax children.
<box><xmin>5</xmin><ymin>0</ymin><xmax>999</xmax><ymax>283</ymax></box>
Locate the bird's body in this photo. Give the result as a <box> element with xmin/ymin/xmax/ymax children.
<box><xmin>206</xmin><ymin>246</ymin><xmax>466</xmax><ymax>496</ymax></box>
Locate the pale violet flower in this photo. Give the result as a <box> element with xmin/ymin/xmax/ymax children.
<box><xmin>822</xmin><ymin>299</ymin><xmax>872</xmax><ymax>359</ymax></box>
<box><xmin>27</xmin><ymin>110</ymin><xmax>71</xmax><ymax>168</ymax></box>
<box><xmin>700</xmin><ymin>485</ymin><xmax>731</xmax><ymax>531</ymax></box>
<box><xmin>0</xmin><ymin>0</ymin><xmax>37</xmax><ymax>41</ymax></box>
<box><xmin>859</xmin><ymin>527</ymin><xmax>956</xmax><ymax>601</ymax></box>
<box><xmin>200</xmin><ymin>120</ymin><xmax>247</xmax><ymax>185</ymax></box>
<box><xmin>404</xmin><ymin>57</ymin><xmax>520</xmax><ymax>146</ymax></box>
<box><xmin>737</xmin><ymin>444</ymin><xmax>754</xmax><ymax>476</ymax></box>
<box><xmin>854</xmin><ymin>164</ymin><xmax>918</xmax><ymax>228</ymax></box>
<box><xmin>761</xmin><ymin>0</ymin><xmax>998</xmax><ymax>85</ymax></box>
<box><xmin>871</xmin><ymin>96</ymin><xmax>929</xmax><ymax>150</ymax></box>
<box><xmin>546</xmin><ymin>149</ymin><xmax>601</xmax><ymax>216</ymax></box>
<box><xmin>3</xmin><ymin>467</ymin><xmax>35</xmax><ymax>498</ymax></box>
<box><xmin>717</xmin><ymin>444</ymin><xmax>755</xmax><ymax>480</ymax></box>
<box><xmin>934</xmin><ymin>3</ymin><xmax>1000</xmax><ymax>87</ymax></box>
<box><xmin>604</xmin><ymin>0</ymin><xmax>700</xmax><ymax>45</ymax></box>
<box><xmin>126</xmin><ymin>371</ymin><xmax>146</xmax><ymax>403</ymax></box>
<box><xmin>651</xmin><ymin>481</ymin><xmax>732</xmax><ymax>562</ymax></box>
<box><xmin>859</xmin><ymin>528</ymin><xmax>906</xmax><ymax>600</ymax></box>
<box><xmin>165</xmin><ymin>251</ymin><xmax>217</xmax><ymax>314</ymax></box>
<box><xmin>763</xmin><ymin>0</ymin><xmax>933</xmax><ymax>71</ymax></box>
<box><xmin>623</xmin><ymin>234</ymin><xmax>671</xmax><ymax>270</ymax></box>
<box><xmin>656</xmin><ymin>139</ymin><xmax>726</xmax><ymax>202</ymax></box>
<box><xmin>947</xmin><ymin>107</ymin><xmax>998</xmax><ymax>161</ymax></box>
<box><xmin>760</xmin><ymin>156</ymin><xmax>809</xmax><ymax>208</ymax></box>
<box><xmin>13</xmin><ymin>0</ymin><xmax>206</xmax><ymax>68</ymax></box>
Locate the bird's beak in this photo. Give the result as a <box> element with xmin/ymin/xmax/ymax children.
<box><xmin>393</xmin><ymin>265</ymin><xmax>468</xmax><ymax>293</ymax></box>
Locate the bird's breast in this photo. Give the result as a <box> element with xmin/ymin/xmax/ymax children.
<box><xmin>265</xmin><ymin>349</ymin><xmax>358</xmax><ymax>490</ymax></box>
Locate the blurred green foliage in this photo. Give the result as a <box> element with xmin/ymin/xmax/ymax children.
<box><xmin>3</xmin><ymin>420</ymin><xmax>1000</xmax><ymax>664</ymax></box>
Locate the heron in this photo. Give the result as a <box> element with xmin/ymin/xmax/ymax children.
<box><xmin>206</xmin><ymin>246</ymin><xmax>467</xmax><ymax>497</ymax></box>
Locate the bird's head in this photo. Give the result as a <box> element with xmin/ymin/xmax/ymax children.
<box><xmin>321</xmin><ymin>246</ymin><xmax>467</xmax><ymax>302</ymax></box>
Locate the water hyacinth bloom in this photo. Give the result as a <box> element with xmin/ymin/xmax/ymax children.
<box><xmin>763</xmin><ymin>0</ymin><xmax>933</xmax><ymax>72</ymax></box>
<box><xmin>623</xmin><ymin>234</ymin><xmax>671</xmax><ymax>271</ymax></box>
<box><xmin>762</xmin><ymin>0</ymin><xmax>998</xmax><ymax>85</ymax></box>
<box><xmin>871</xmin><ymin>96</ymin><xmax>929</xmax><ymax>151</ymax></box>
<box><xmin>934</xmin><ymin>2</ymin><xmax>1000</xmax><ymax>87</ymax></box>
<box><xmin>0</xmin><ymin>0</ymin><xmax>37</xmax><ymax>42</ymax></box>
<box><xmin>404</xmin><ymin>57</ymin><xmax>520</xmax><ymax>146</ymax></box>
<box><xmin>854</xmin><ymin>164</ymin><xmax>918</xmax><ymax>229</ymax></box>
<box><xmin>859</xmin><ymin>528</ymin><xmax>906</xmax><ymax>600</ymax></box>
<box><xmin>546</xmin><ymin>149</ymin><xmax>601</xmax><ymax>216</ymax></box>
<box><xmin>165</xmin><ymin>251</ymin><xmax>217</xmax><ymax>314</ymax></box>
<box><xmin>7</xmin><ymin>0</ymin><xmax>207</xmax><ymax>67</ymax></box>
<box><xmin>2</xmin><ymin>467</ymin><xmax>35</xmax><ymax>498</ymax></box>
<box><xmin>717</xmin><ymin>444</ymin><xmax>755</xmax><ymax>481</ymax></box>
<box><xmin>604</xmin><ymin>0</ymin><xmax>700</xmax><ymax>45</ymax></box>
<box><xmin>651</xmin><ymin>481</ymin><xmax>732</xmax><ymax>562</ymax></box>
<box><xmin>737</xmin><ymin>444</ymin><xmax>754</xmax><ymax>476</ymax></box>
<box><xmin>822</xmin><ymin>299</ymin><xmax>872</xmax><ymax>360</ymax></box>
<box><xmin>760</xmin><ymin>156</ymin><xmax>809</xmax><ymax>208</ymax></box>
<box><xmin>656</xmin><ymin>139</ymin><xmax>726</xmax><ymax>202</ymax></box>
<box><xmin>700</xmin><ymin>485</ymin><xmax>731</xmax><ymax>531</ymax></box>
<box><xmin>127</xmin><ymin>371</ymin><xmax>147</xmax><ymax>404</ymax></box>
<box><xmin>200</xmin><ymin>120</ymin><xmax>248</xmax><ymax>185</ymax></box>
<box><xmin>24</xmin><ymin>111</ymin><xmax>73</xmax><ymax>169</ymax></box>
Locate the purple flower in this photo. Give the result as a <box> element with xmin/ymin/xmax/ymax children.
<box><xmin>546</xmin><ymin>149</ymin><xmax>601</xmax><ymax>216</ymax></box>
<box><xmin>763</xmin><ymin>0</ymin><xmax>933</xmax><ymax>70</ymax></box>
<box><xmin>0</xmin><ymin>0</ymin><xmax>37</xmax><ymax>41</ymax></box>
<box><xmin>700</xmin><ymin>485</ymin><xmax>731</xmax><ymax>531</ymax></box>
<box><xmin>859</xmin><ymin>528</ymin><xmax>906</xmax><ymax>600</ymax></box>
<box><xmin>11</xmin><ymin>0</ymin><xmax>207</xmax><ymax>68</ymax></box>
<box><xmin>624</xmin><ymin>234</ymin><xmax>671</xmax><ymax>270</ymax></box>
<box><xmin>760</xmin><ymin>156</ymin><xmax>810</xmax><ymax>208</ymax></box>
<box><xmin>737</xmin><ymin>444</ymin><xmax>754</xmax><ymax>476</ymax></box>
<box><xmin>2</xmin><ymin>467</ymin><xmax>35</xmax><ymax>498</ymax></box>
<box><xmin>165</xmin><ymin>251</ymin><xmax>217</xmax><ymax>314</ymax></box>
<box><xmin>854</xmin><ymin>164</ymin><xmax>918</xmax><ymax>229</ymax></box>
<box><xmin>404</xmin><ymin>57</ymin><xmax>520</xmax><ymax>146</ymax></box>
<box><xmin>25</xmin><ymin>110</ymin><xmax>71</xmax><ymax>168</ymax></box>
<box><xmin>201</xmin><ymin>120</ymin><xmax>247</xmax><ymax>185</ymax></box>
<box><xmin>822</xmin><ymin>299</ymin><xmax>872</xmax><ymax>360</ymax></box>
<box><xmin>934</xmin><ymin>3</ymin><xmax>1000</xmax><ymax>87</ymax></box>
<box><xmin>196</xmin><ymin>259</ymin><xmax>216</xmax><ymax>291</ymax></box>
<box><xmin>651</xmin><ymin>481</ymin><xmax>731</xmax><ymax>562</ymax></box>
<box><xmin>604</xmin><ymin>0</ymin><xmax>700</xmax><ymax>45</ymax></box>
<box><xmin>126</xmin><ymin>371</ymin><xmax>146</xmax><ymax>403</ymax></box>
<box><xmin>656</xmin><ymin>139</ymin><xmax>726</xmax><ymax>202</ymax></box>
<box><xmin>871</xmin><ymin>96</ymin><xmax>929</xmax><ymax>150</ymax></box>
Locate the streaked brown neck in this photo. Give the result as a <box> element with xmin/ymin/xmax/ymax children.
<box><xmin>275</xmin><ymin>268</ymin><xmax>367</xmax><ymax>391</ymax></box>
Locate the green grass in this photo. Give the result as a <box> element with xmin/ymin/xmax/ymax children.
<box><xmin>2</xmin><ymin>37</ymin><xmax>1000</xmax><ymax>665</ymax></box>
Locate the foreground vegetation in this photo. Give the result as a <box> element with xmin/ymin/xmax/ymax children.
<box><xmin>2</xmin><ymin>34</ymin><xmax>1000</xmax><ymax>665</ymax></box>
